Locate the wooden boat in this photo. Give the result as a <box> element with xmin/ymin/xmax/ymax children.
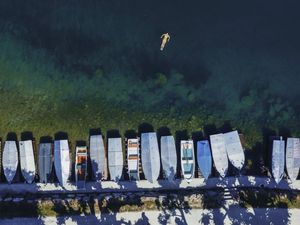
<box><xmin>89</xmin><ymin>135</ymin><xmax>107</xmax><ymax>181</ymax></box>
<box><xmin>272</xmin><ymin>137</ymin><xmax>285</xmax><ymax>184</ymax></box>
<box><xmin>108</xmin><ymin>138</ymin><xmax>123</xmax><ymax>181</ymax></box>
<box><xmin>2</xmin><ymin>141</ymin><xmax>18</xmax><ymax>183</ymax></box>
<box><xmin>286</xmin><ymin>138</ymin><xmax>300</xmax><ymax>182</ymax></box>
<box><xmin>54</xmin><ymin>140</ymin><xmax>70</xmax><ymax>187</ymax></box>
<box><xmin>141</xmin><ymin>132</ymin><xmax>160</xmax><ymax>183</ymax></box>
<box><xmin>197</xmin><ymin>140</ymin><xmax>212</xmax><ymax>180</ymax></box>
<box><xmin>180</xmin><ymin>140</ymin><xmax>195</xmax><ymax>182</ymax></box>
<box><xmin>75</xmin><ymin>146</ymin><xmax>88</xmax><ymax>189</ymax></box>
<box><xmin>38</xmin><ymin>143</ymin><xmax>53</xmax><ymax>183</ymax></box>
<box><xmin>127</xmin><ymin>138</ymin><xmax>140</xmax><ymax>180</ymax></box>
<box><xmin>160</xmin><ymin>135</ymin><xmax>177</xmax><ymax>180</ymax></box>
<box><xmin>223</xmin><ymin>131</ymin><xmax>245</xmax><ymax>171</ymax></box>
<box><xmin>210</xmin><ymin>134</ymin><xmax>228</xmax><ymax>177</ymax></box>
<box><xmin>19</xmin><ymin>140</ymin><xmax>36</xmax><ymax>183</ymax></box>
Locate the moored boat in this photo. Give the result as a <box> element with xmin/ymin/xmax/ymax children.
<box><xmin>54</xmin><ymin>140</ymin><xmax>70</xmax><ymax>187</ymax></box>
<box><xmin>38</xmin><ymin>143</ymin><xmax>53</xmax><ymax>183</ymax></box>
<box><xmin>127</xmin><ymin>138</ymin><xmax>140</xmax><ymax>180</ymax></box>
<box><xmin>180</xmin><ymin>140</ymin><xmax>195</xmax><ymax>182</ymax></box>
<box><xmin>2</xmin><ymin>141</ymin><xmax>18</xmax><ymax>183</ymax></box>
<box><xmin>197</xmin><ymin>140</ymin><xmax>212</xmax><ymax>180</ymax></box>
<box><xmin>75</xmin><ymin>146</ymin><xmax>88</xmax><ymax>189</ymax></box>
<box><xmin>210</xmin><ymin>134</ymin><xmax>228</xmax><ymax>177</ymax></box>
<box><xmin>272</xmin><ymin>137</ymin><xmax>285</xmax><ymax>184</ymax></box>
<box><xmin>141</xmin><ymin>132</ymin><xmax>160</xmax><ymax>183</ymax></box>
<box><xmin>223</xmin><ymin>131</ymin><xmax>245</xmax><ymax>171</ymax></box>
<box><xmin>108</xmin><ymin>138</ymin><xmax>123</xmax><ymax>181</ymax></box>
<box><xmin>19</xmin><ymin>140</ymin><xmax>36</xmax><ymax>183</ymax></box>
<box><xmin>160</xmin><ymin>135</ymin><xmax>177</xmax><ymax>180</ymax></box>
<box><xmin>286</xmin><ymin>137</ymin><xmax>300</xmax><ymax>182</ymax></box>
<box><xmin>90</xmin><ymin>135</ymin><xmax>107</xmax><ymax>181</ymax></box>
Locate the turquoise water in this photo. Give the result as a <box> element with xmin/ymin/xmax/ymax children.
<box><xmin>0</xmin><ymin>0</ymin><xmax>299</xmax><ymax>136</ymax></box>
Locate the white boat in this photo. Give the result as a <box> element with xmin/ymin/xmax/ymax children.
<box><xmin>210</xmin><ymin>134</ymin><xmax>228</xmax><ymax>177</ymax></box>
<box><xmin>90</xmin><ymin>135</ymin><xmax>107</xmax><ymax>181</ymax></box>
<box><xmin>108</xmin><ymin>138</ymin><xmax>124</xmax><ymax>181</ymax></box>
<box><xmin>272</xmin><ymin>137</ymin><xmax>285</xmax><ymax>184</ymax></box>
<box><xmin>127</xmin><ymin>138</ymin><xmax>140</xmax><ymax>180</ymax></box>
<box><xmin>38</xmin><ymin>143</ymin><xmax>53</xmax><ymax>183</ymax></box>
<box><xmin>141</xmin><ymin>132</ymin><xmax>160</xmax><ymax>183</ymax></box>
<box><xmin>286</xmin><ymin>138</ymin><xmax>300</xmax><ymax>182</ymax></box>
<box><xmin>160</xmin><ymin>135</ymin><xmax>177</xmax><ymax>180</ymax></box>
<box><xmin>2</xmin><ymin>141</ymin><xmax>18</xmax><ymax>183</ymax></box>
<box><xmin>19</xmin><ymin>140</ymin><xmax>36</xmax><ymax>183</ymax></box>
<box><xmin>180</xmin><ymin>140</ymin><xmax>195</xmax><ymax>181</ymax></box>
<box><xmin>75</xmin><ymin>146</ymin><xmax>88</xmax><ymax>189</ymax></box>
<box><xmin>54</xmin><ymin>140</ymin><xmax>70</xmax><ymax>187</ymax></box>
<box><xmin>223</xmin><ymin>131</ymin><xmax>245</xmax><ymax>171</ymax></box>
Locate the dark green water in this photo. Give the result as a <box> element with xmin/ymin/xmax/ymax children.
<box><xmin>0</xmin><ymin>0</ymin><xmax>300</xmax><ymax>138</ymax></box>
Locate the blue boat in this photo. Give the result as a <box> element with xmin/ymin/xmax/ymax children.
<box><xmin>197</xmin><ymin>140</ymin><xmax>212</xmax><ymax>180</ymax></box>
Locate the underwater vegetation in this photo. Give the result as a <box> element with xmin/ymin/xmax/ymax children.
<box><xmin>0</xmin><ymin>0</ymin><xmax>299</xmax><ymax>149</ymax></box>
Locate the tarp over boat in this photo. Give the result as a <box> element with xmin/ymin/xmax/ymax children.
<box><xmin>19</xmin><ymin>140</ymin><xmax>36</xmax><ymax>183</ymax></box>
<box><xmin>141</xmin><ymin>132</ymin><xmax>160</xmax><ymax>183</ymax></box>
<box><xmin>54</xmin><ymin>140</ymin><xmax>70</xmax><ymax>187</ymax></box>
<box><xmin>272</xmin><ymin>137</ymin><xmax>285</xmax><ymax>184</ymax></box>
<box><xmin>127</xmin><ymin>138</ymin><xmax>140</xmax><ymax>180</ymax></box>
<box><xmin>38</xmin><ymin>143</ymin><xmax>53</xmax><ymax>183</ymax></box>
<box><xmin>160</xmin><ymin>136</ymin><xmax>177</xmax><ymax>180</ymax></box>
<box><xmin>108</xmin><ymin>138</ymin><xmax>124</xmax><ymax>181</ymax></box>
<box><xmin>286</xmin><ymin>138</ymin><xmax>300</xmax><ymax>182</ymax></box>
<box><xmin>2</xmin><ymin>141</ymin><xmax>18</xmax><ymax>183</ymax></box>
<box><xmin>90</xmin><ymin>135</ymin><xmax>106</xmax><ymax>181</ymax></box>
<box><xmin>197</xmin><ymin>140</ymin><xmax>212</xmax><ymax>180</ymax></box>
<box><xmin>210</xmin><ymin>134</ymin><xmax>228</xmax><ymax>177</ymax></box>
<box><xmin>223</xmin><ymin>131</ymin><xmax>245</xmax><ymax>171</ymax></box>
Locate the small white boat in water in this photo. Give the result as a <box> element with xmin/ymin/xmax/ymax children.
<box><xmin>38</xmin><ymin>143</ymin><xmax>53</xmax><ymax>183</ymax></box>
<box><xmin>160</xmin><ymin>135</ymin><xmax>177</xmax><ymax>180</ymax></box>
<box><xmin>180</xmin><ymin>140</ymin><xmax>195</xmax><ymax>182</ymax></box>
<box><xmin>272</xmin><ymin>137</ymin><xmax>285</xmax><ymax>184</ymax></box>
<box><xmin>75</xmin><ymin>146</ymin><xmax>88</xmax><ymax>189</ymax></box>
<box><xmin>19</xmin><ymin>140</ymin><xmax>36</xmax><ymax>183</ymax></box>
<box><xmin>90</xmin><ymin>135</ymin><xmax>107</xmax><ymax>181</ymax></box>
<box><xmin>54</xmin><ymin>140</ymin><xmax>70</xmax><ymax>187</ymax></box>
<box><xmin>286</xmin><ymin>137</ymin><xmax>300</xmax><ymax>182</ymax></box>
<box><xmin>223</xmin><ymin>131</ymin><xmax>245</xmax><ymax>172</ymax></box>
<box><xmin>210</xmin><ymin>134</ymin><xmax>228</xmax><ymax>177</ymax></box>
<box><xmin>108</xmin><ymin>138</ymin><xmax>124</xmax><ymax>181</ymax></box>
<box><xmin>127</xmin><ymin>138</ymin><xmax>140</xmax><ymax>180</ymax></box>
<box><xmin>2</xmin><ymin>141</ymin><xmax>18</xmax><ymax>183</ymax></box>
<box><xmin>141</xmin><ymin>132</ymin><xmax>160</xmax><ymax>183</ymax></box>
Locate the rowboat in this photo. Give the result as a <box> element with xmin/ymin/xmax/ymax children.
<box><xmin>127</xmin><ymin>138</ymin><xmax>140</xmax><ymax>180</ymax></box>
<box><xmin>90</xmin><ymin>135</ymin><xmax>107</xmax><ymax>181</ymax></box>
<box><xmin>286</xmin><ymin>137</ymin><xmax>300</xmax><ymax>182</ymax></box>
<box><xmin>38</xmin><ymin>143</ymin><xmax>53</xmax><ymax>183</ymax></box>
<box><xmin>108</xmin><ymin>138</ymin><xmax>123</xmax><ymax>181</ymax></box>
<box><xmin>210</xmin><ymin>134</ymin><xmax>228</xmax><ymax>177</ymax></box>
<box><xmin>160</xmin><ymin>135</ymin><xmax>177</xmax><ymax>180</ymax></box>
<box><xmin>19</xmin><ymin>140</ymin><xmax>36</xmax><ymax>183</ymax></box>
<box><xmin>272</xmin><ymin>137</ymin><xmax>285</xmax><ymax>184</ymax></box>
<box><xmin>2</xmin><ymin>141</ymin><xmax>18</xmax><ymax>183</ymax></box>
<box><xmin>75</xmin><ymin>146</ymin><xmax>87</xmax><ymax>189</ymax></box>
<box><xmin>54</xmin><ymin>140</ymin><xmax>70</xmax><ymax>187</ymax></box>
<box><xmin>180</xmin><ymin>140</ymin><xmax>195</xmax><ymax>182</ymax></box>
<box><xmin>141</xmin><ymin>132</ymin><xmax>160</xmax><ymax>183</ymax></box>
<box><xmin>197</xmin><ymin>140</ymin><xmax>212</xmax><ymax>180</ymax></box>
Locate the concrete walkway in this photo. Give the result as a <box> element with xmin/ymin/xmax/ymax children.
<box><xmin>0</xmin><ymin>176</ymin><xmax>299</xmax><ymax>195</ymax></box>
<box><xmin>0</xmin><ymin>207</ymin><xmax>299</xmax><ymax>225</ymax></box>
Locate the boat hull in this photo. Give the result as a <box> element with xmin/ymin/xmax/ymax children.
<box><xmin>161</xmin><ymin>136</ymin><xmax>177</xmax><ymax>180</ymax></box>
<box><xmin>2</xmin><ymin>141</ymin><xmax>18</xmax><ymax>183</ymax></box>
<box><xmin>54</xmin><ymin>140</ymin><xmax>70</xmax><ymax>187</ymax></box>
<box><xmin>108</xmin><ymin>138</ymin><xmax>124</xmax><ymax>181</ymax></box>
<box><xmin>197</xmin><ymin>140</ymin><xmax>212</xmax><ymax>180</ymax></box>
<box><xmin>38</xmin><ymin>143</ymin><xmax>53</xmax><ymax>183</ymax></box>
<box><xmin>19</xmin><ymin>140</ymin><xmax>36</xmax><ymax>183</ymax></box>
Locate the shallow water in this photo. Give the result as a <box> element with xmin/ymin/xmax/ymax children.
<box><xmin>0</xmin><ymin>0</ymin><xmax>299</xmax><ymax>139</ymax></box>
